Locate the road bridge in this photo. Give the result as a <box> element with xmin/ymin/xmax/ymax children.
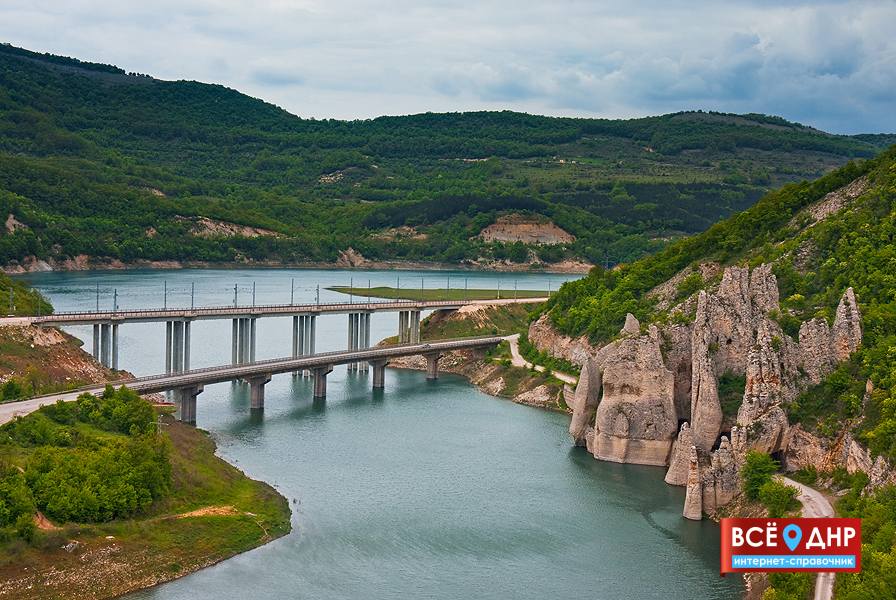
<box><xmin>0</xmin><ymin>336</ymin><xmax>503</xmax><ymax>424</ymax></box>
<box><xmin>24</xmin><ymin>297</ymin><xmax>543</xmax><ymax>374</ymax></box>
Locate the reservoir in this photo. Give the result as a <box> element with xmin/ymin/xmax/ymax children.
<box><xmin>20</xmin><ymin>268</ymin><xmax>742</xmax><ymax>600</ymax></box>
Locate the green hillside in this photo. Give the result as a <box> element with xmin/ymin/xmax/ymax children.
<box><xmin>0</xmin><ymin>43</ymin><xmax>891</xmax><ymax>269</ymax></box>
<box><xmin>544</xmin><ymin>146</ymin><xmax>896</xmax><ymax>597</ymax></box>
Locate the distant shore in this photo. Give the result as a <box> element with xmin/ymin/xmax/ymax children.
<box><xmin>4</xmin><ymin>255</ymin><xmax>593</xmax><ymax>276</ymax></box>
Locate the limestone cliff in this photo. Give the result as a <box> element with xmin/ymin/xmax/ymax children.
<box><xmin>563</xmin><ymin>261</ymin><xmax>864</xmax><ymax>519</ymax></box>
<box><xmin>592</xmin><ymin>324</ymin><xmax>678</xmax><ymax>466</ymax></box>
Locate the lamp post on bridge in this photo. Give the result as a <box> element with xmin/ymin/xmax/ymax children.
<box><xmin>191</xmin><ymin>282</ymin><xmax>195</xmax><ymax>309</ymax></box>
<box><xmin>96</xmin><ymin>283</ymin><xmax>100</xmax><ymax>312</ymax></box>
<box><xmin>350</xmin><ymin>277</ymin><xmax>353</xmax><ymax>304</ymax></box>
<box><xmin>233</xmin><ymin>284</ymin><xmax>238</xmax><ymax>308</ymax></box>
<box><xmin>252</xmin><ymin>282</ymin><xmax>256</xmax><ymax>307</ymax></box>
<box><xmin>290</xmin><ymin>278</ymin><xmax>295</xmax><ymax>306</ymax></box>
<box><xmin>163</xmin><ymin>280</ymin><xmax>167</xmax><ymax>310</ymax></box>
<box><xmin>316</xmin><ymin>284</ymin><xmax>320</xmax><ymax>306</ymax></box>
<box><xmin>113</xmin><ymin>289</ymin><xmax>118</xmax><ymax>314</ymax></box>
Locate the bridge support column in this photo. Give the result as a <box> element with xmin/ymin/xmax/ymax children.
<box><xmin>398</xmin><ymin>311</ymin><xmax>408</xmax><ymax>343</ymax></box>
<box><xmin>165</xmin><ymin>321</ymin><xmax>173</xmax><ymax>373</ymax></box>
<box><xmin>247</xmin><ymin>374</ymin><xmax>271</xmax><ymax>410</ymax></box>
<box><xmin>100</xmin><ymin>323</ymin><xmax>111</xmax><ymax>368</ymax></box>
<box><xmin>111</xmin><ymin>323</ymin><xmax>119</xmax><ymax>370</ymax></box>
<box><xmin>424</xmin><ymin>352</ymin><xmax>441</xmax><ymax>380</ymax></box>
<box><xmin>370</xmin><ymin>359</ymin><xmax>387</xmax><ymax>389</ymax></box>
<box><xmin>183</xmin><ymin>320</ymin><xmax>191</xmax><ymax>371</ymax></box>
<box><xmin>347</xmin><ymin>313</ymin><xmax>359</xmax><ymax>372</ymax></box>
<box><xmin>304</xmin><ymin>315</ymin><xmax>316</xmax><ymax>376</ymax></box>
<box><xmin>173</xmin><ymin>384</ymin><xmax>203</xmax><ymax>424</ymax></box>
<box><xmin>360</xmin><ymin>313</ymin><xmax>370</xmax><ymax>372</ymax></box>
<box><xmin>249</xmin><ymin>317</ymin><xmax>257</xmax><ymax>362</ymax></box>
<box><xmin>92</xmin><ymin>324</ymin><xmax>100</xmax><ymax>360</ymax></box>
<box><xmin>172</xmin><ymin>320</ymin><xmax>184</xmax><ymax>373</ymax></box>
<box><xmin>231</xmin><ymin>319</ymin><xmax>239</xmax><ymax>364</ymax></box>
<box><xmin>408</xmin><ymin>310</ymin><xmax>420</xmax><ymax>344</ymax></box>
<box><xmin>312</xmin><ymin>365</ymin><xmax>334</xmax><ymax>398</ymax></box>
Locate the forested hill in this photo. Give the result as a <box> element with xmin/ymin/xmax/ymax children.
<box><xmin>0</xmin><ymin>43</ymin><xmax>891</xmax><ymax>270</ymax></box>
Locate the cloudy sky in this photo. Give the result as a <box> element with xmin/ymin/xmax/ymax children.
<box><xmin>1</xmin><ymin>0</ymin><xmax>893</xmax><ymax>133</ymax></box>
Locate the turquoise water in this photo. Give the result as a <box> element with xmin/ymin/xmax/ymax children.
<box><xmin>20</xmin><ymin>268</ymin><xmax>741</xmax><ymax>600</ymax></box>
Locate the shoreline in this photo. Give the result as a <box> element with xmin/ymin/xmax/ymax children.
<box><xmin>4</xmin><ymin>256</ymin><xmax>593</xmax><ymax>276</ymax></box>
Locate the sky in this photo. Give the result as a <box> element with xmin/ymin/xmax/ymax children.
<box><xmin>0</xmin><ymin>0</ymin><xmax>893</xmax><ymax>134</ymax></box>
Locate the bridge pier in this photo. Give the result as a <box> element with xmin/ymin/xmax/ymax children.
<box><xmin>293</xmin><ymin>314</ymin><xmax>317</xmax><ymax>376</ymax></box>
<box><xmin>232</xmin><ymin>317</ymin><xmax>257</xmax><ymax>364</ymax></box>
<box><xmin>347</xmin><ymin>312</ymin><xmax>370</xmax><ymax>372</ymax></box>
<box><xmin>247</xmin><ymin>374</ymin><xmax>272</xmax><ymax>410</ymax></box>
<box><xmin>370</xmin><ymin>359</ymin><xmax>387</xmax><ymax>389</ymax></box>
<box><xmin>424</xmin><ymin>352</ymin><xmax>441</xmax><ymax>380</ymax></box>
<box><xmin>111</xmin><ymin>323</ymin><xmax>119</xmax><ymax>370</ymax></box>
<box><xmin>100</xmin><ymin>323</ymin><xmax>111</xmax><ymax>367</ymax></box>
<box><xmin>92</xmin><ymin>324</ymin><xmax>100</xmax><ymax>360</ymax></box>
<box><xmin>398</xmin><ymin>310</ymin><xmax>421</xmax><ymax>344</ymax></box>
<box><xmin>165</xmin><ymin>319</ymin><xmax>192</xmax><ymax>373</ymax></box>
<box><xmin>312</xmin><ymin>365</ymin><xmax>334</xmax><ymax>398</ymax></box>
<box><xmin>174</xmin><ymin>384</ymin><xmax>203</xmax><ymax>424</ymax></box>
<box><xmin>165</xmin><ymin>321</ymin><xmax>173</xmax><ymax>373</ymax></box>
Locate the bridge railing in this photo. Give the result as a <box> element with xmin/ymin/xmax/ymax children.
<box><xmin>31</xmin><ymin>298</ymin><xmax>477</xmax><ymax>320</ymax></box>
<box><xmin>21</xmin><ymin>336</ymin><xmax>506</xmax><ymax>398</ymax></box>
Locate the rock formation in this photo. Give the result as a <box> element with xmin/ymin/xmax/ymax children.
<box><xmin>591</xmin><ymin>325</ymin><xmax>677</xmax><ymax>466</ymax></box>
<box><xmin>561</xmin><ymin>261</ymin><xmax>865</xmax><ymax>519</ymax></box>
<box><xmin>683</xmin><ymin>446</ymin><xmax>703</xmax><ymax>520</ymax></box>
<box><xmin>665</xmin><ymin>423</ymin><xmax>693</xmax><ymax>486</ymax></box>
<box><xmin>833</xmin><ymin>287</ymin><xmax>862</xmax><ymax>361</ymax></box>
<box><xmin>569</xmin><ymin>357</ymin><xmax>602</xmax><ymax>446</ymax></box>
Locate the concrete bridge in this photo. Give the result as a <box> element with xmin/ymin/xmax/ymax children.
<box><xmin>0</xmin><ymin>337</ymin><xmax>503</xmax><ymax>425</ymax></box>
<box><xmin>29</xmin><ymin>298</ymin><xmax>543</xmax><ymax>373</ymax></box>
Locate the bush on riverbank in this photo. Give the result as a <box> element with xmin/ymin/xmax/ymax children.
<box><xmin>0</xmin><ymin>387</ymin><xmax>291</xmax><ymax>599</ymax></box>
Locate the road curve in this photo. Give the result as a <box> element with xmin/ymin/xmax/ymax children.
<box><xmin>781</xmin><ymin>476</ymin><xmax>835</xmax><ymax>600</ymax></box>
<box><xmin>503</xmin><ymin>334</ymin><xmax>577</xmax><ymax>385</ymax></box>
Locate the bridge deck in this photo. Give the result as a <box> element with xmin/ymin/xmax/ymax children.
<box><xmin>28</xmin><ymin>298</ymin><xmax>546</xmax><ymax>325</ymax></box>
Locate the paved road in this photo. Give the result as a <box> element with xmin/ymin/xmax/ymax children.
<box><xmin>11</xmin><ymin>297</ymin><xmax>549</xmax><ymax>326</ymax></box>
<box><xmin>504</xmin><ymin>334</ymin><xmax>577</xmax><ymax>385</ymax></box>
<box><xmin>0</xmin><ymin>336</ymin><xmax>503</xmax><ymax>425</ymax></box>
<box><xmin>781</xmin><ymin>476</ymin><xmax>835</xmax><ymax>600</ymax></box>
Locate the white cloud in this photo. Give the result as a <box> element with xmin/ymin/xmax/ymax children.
<box><xmin>0</xmin><ymin>0</ymin><xmax>892</xmax><ymax>133</ymax></box>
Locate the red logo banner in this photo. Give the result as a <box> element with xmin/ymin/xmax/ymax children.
<box><xmin>720</xmin><ymin>518</ymin><xmax>861</xmax><ymax>574</ymax></box>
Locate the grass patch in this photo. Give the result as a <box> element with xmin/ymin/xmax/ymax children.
<box><xmin>328</xmin><ymin>286</ymin><xmax>548</xmax><ymax>301</ymax></box>
<box><xmin>0</xmin><ymin>396</ymin><xmax>290</xmax><ymax>599</ymax></box>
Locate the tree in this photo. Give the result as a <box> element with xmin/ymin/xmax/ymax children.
<box><xmin>742</xmin><ymin>451</ymin><xmax>779</xmax><ymax>500</ymax></box>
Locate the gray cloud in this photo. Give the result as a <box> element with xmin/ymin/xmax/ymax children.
<box><xmin>0</xmin><ymin>0</ymin><xmax>892</xmax><ymax>133</ymax></box>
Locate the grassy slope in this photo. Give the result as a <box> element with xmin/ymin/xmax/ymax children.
<box><xmin>0</xmin><ymin>44</ymin><xmax>891</xmax><ymax>269</ymax></box>
<box><xmin>0</xmin><ymin>414</ymin><xmax>290</xmax><ymax>599</ymax></box>
<box><xmin>328</xmin><ymin>286</ymin><xmax>548</xmax><ymax>301</ymax></box>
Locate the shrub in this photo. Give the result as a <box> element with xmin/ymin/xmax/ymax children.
<box><xmin>742</xmin><ymin>451</ymin><xmax>779</xmax><ymax>500</ymax></box>
<box><xmin>758</xmin><ymin>480</ymin><xmax>799</xmax><ymax>517</ymax></box>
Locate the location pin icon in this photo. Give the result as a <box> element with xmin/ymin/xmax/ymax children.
<box><xmin>783</xmin><ymin>524</ymin><xmax>802</xmax><ymax>551</ymax></box>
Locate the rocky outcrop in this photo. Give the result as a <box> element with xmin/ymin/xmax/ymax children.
<box><xmin>687</xmin><ymin>264</ymin><xmax>778</xmax><ymax>451</ymax></box>
<box><xmin>661</xmin><ymin>324</ymin><xmax>693</xmax><ymax>421</ymax></box>
<box><xmin>558</xmin><ymin>260</ymin><xmax>868</xmax><ymax>519</ymax></box>
<box><xmin>592</xmin><ymin>325</ymin><xmax>677</xmax><ymax>466</ymax></box>
<box><xmin>832</xmin><ymin>287</ymin><xmax>862</xmax><ymax>361</ymax></box>
<box><xmin>528</xmin><ymin>314</ymin><xmax>595</xmax><ymax>366</ymax></box>
<box><xmin>683</xmin><ymin>446</ymin><xmax>703</xmax><ymax>520</ymax></box>
<box><xmin>665</xmin><ymin>423</ymin><xmax>693</xmax><ymax>486</ymax></box>
<box><xmin>622</xmin><ymin>313</ymin><xmax>640</xmax><ymax>336</ymax></box>
<box><xmin>569</xmin><ymin>358</ymin><xmax>602</xmax><ymax>446</ymax></box>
